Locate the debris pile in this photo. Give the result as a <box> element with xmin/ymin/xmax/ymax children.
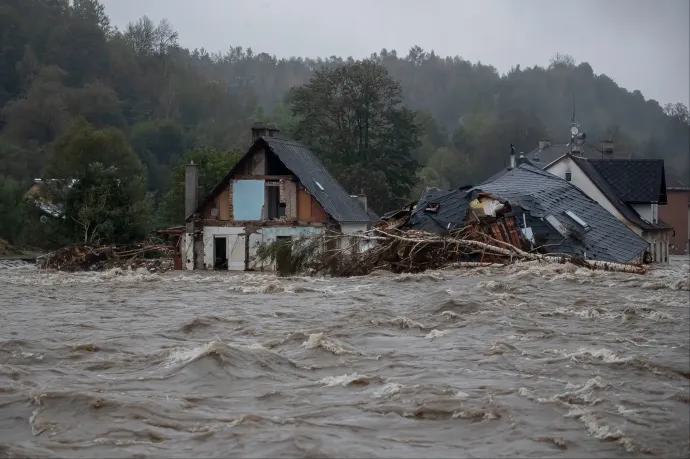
<box><xmin>38</xmin><ymin>241</ymin><xmax>175</xmax><ymax>273</ymax></box>
<box><xmin>255</xmin><ymin>226</ymin><xmax>646</xmax><ymax>277</ymax></box>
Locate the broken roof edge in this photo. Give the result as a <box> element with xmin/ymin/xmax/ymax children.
<box><xmin>477</xmin><ymin>165</ymin><xmax>651</xmax><ymax>264</ymax></box>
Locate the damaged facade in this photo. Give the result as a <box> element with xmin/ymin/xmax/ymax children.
<box><xmin>182</xmin><ymin>126</ymin><xmax>372</xmax><ymax>271</ymax></box>
<box><xmin>383</xmin><ymin>164</ymin><xmax>649</xmax><ymax>265</ymax></box>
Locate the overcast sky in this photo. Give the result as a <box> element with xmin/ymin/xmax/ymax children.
<box><xmin>101</xmin><ymin>0</ymin><xmax>689</xmax><ymax>107</ymax></box>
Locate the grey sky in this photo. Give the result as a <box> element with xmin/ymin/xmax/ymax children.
<box><xmin>101</xmin><ymin>0</ymin><xmax>689</xmax><ymax>107</ymax></box>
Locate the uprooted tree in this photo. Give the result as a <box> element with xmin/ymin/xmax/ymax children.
<box><xmin>251</xmin><ymin>227</ymin><xmax>647</xmax><ymax>277</ymax></box>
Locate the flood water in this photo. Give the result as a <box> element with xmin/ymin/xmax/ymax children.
<box><xmin>1</xmin><ymin>257</ymin><xmax>689</xmax><ymax>458</ymax></box>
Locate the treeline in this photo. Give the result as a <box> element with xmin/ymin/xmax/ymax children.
<box><xmin>0</xmin><ymin>0</ymin><xmax>687</xmax><ymax>250</ymax></box>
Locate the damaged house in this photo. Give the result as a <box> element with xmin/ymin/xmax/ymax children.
<box><xmin>486</xmin><ymin>125</ymin><xmax>673</xmax><ymax>264</ymax></box>
<box><xmin>182</xmin><ymin>126</ymin><xmax>372</xmax><ymax>271</ymax></box>
<box><xmin>399</xmin><ymin>163</ymin><xmax>649</xmax><ymax>265</ymax></box>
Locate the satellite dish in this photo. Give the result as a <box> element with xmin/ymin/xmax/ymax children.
<box><xmin>570</xmin><ymin>125</ymin><xmax>579</xmax><ymax>136</ymax></box>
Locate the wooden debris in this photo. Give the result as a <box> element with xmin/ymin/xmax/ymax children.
<box><xmin>38</xmin><ymin>240</ymin><xmax>175</xmax><ymax>272</ymax></box>
<box><xmin>253</xmin><ymin>226</ymin><xmax>647</xmax><ymax>277</ymax></box>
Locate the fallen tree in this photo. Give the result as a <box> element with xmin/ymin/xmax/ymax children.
<box><xmin>37</xmin><ymin>240</ymin><xmax>175</xmax><ymax>272</ymax></box>
<box><xmin>252</xmin><ymin>226</ymin><xmax>647</xmax><ymax>276</ymax></box>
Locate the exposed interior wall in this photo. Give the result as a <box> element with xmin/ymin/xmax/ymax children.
<box><xmin>546</xmin><ymin>158</ymin><xmax>643</xmax><ymax>236</ymax></box>
<box><xmin>295</xmin><ymin>187</ymin><xmax>328</xmax><ymax>222</ymax></box>
<box><xmin>281</xmin><ymin>180</ymin><xmax>297</xmax><ymax>219</ymax></box>
<box><xmin>218</xmin><ymin>188</ymin><xmax>231</xmax><ymax>220</ymax></box>
<box><xmin>310</xmin><ymin>194</ymin><xmax>329</xmax><ymax>221</ymax></box>
<box><xmin>233</xmin><ymin>180</ymin><xmax>264</xmax><ymax>220</ymax></box>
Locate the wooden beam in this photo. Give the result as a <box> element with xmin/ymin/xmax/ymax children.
<box><xmin>233</xmin><ymin>175</ymin><xmax>294</xmax><ymax>181</ymax></box>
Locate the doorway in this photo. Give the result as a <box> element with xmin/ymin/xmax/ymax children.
<box><xmin>276</xmin><ymin>236</ymin><xmax>293</xmax><ymax>275</ymax></box>
<box><xmin>214</xmin><ymin>236</ymin><xmax>228</xmax><ymax>270</ymax></box>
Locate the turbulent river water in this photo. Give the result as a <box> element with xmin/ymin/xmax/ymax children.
<box><xmin>1</xmin><ymin>257</ymin><xmax>689</xmax><ymax>458</ymax></box>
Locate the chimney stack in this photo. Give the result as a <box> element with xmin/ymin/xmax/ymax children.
<box><xmin>251</xmin><ymin>123</ymin><xmax>280</xmax><ymax>143</ymax></box>
<box><xmin>508</xmin><ymin>144</ymin><xmax>516</xmax><ymax>170</ymax></box>
<box><xmin>601</xmin><ymin>140</ymin><xmax>614</xmax><ymax>155</ymax></box>
<box><xmin>351</xmin><ymin>193</ymin><xmax>367</xmax><ymax>213</ymax></box>
<box><xmin>185</xmin><ymin>161</ymin><xmax>199</xmax><ymax>222</ymax></box>
<box><xmin>538</xmin><ymin>139</ymin><xmax>551</xmax><ymax>150</ymax></box>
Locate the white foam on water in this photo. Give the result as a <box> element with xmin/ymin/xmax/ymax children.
<box><xmin>318</xmin><ymin>372</ymin><xmax>370</xmax><ymax>387</ymax></box>
<box><xmin>424</xmin><ymin>329</ymin><xmax>448</xmax><ymax>339</ymax></box>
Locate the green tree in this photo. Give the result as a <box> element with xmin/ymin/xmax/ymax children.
<box><xmin>0</xmin><ymin>175</ymin><xmax>29</xmax><ymax>245</ymax></box>
<box><xmin>159</xmin><ymin>146</ymin><xmax>242</xmax><ymax>225</ymax></box>
<box><xmin>64</xmin><ymin>162</ymin><xmax>152</xmax><ymax>244</ymax></box>
<box><xmin>129</xmin><ymin>118</ymin><xmax>187</xmax><ymax>193</ymax></box>
<box><xmin>48</xmin><ymin>119</ymin><xmax>145</xmax><ymax>180</ymax></box>
<box><xmin>290</xmin><ymin>60</ymin><xmax>421</xmax><ymax>211</ymax></box>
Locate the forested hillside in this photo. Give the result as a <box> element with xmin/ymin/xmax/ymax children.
<box><xmin>1</xmin><ymin>0</ymin><xmax>688</xmax><ymax>249</ymax></box>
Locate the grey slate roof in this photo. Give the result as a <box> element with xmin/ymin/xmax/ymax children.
<box><xmin>570</xmin><ymin>157</ymin><xmax>671</xmax><ymax>231</ymax></box>
<box><xmin>192</xmin><ymin>136</ymin><xmax>369</xmax><ymax>224</ymax></box>
<box><xmin>525</xmin><ymin>142</ymin><xmax>613</xmax><ymax>166</ymax></box>
<box><xmin>407</xmin><ymin>187</ymin><xmax>471</xmax><ymax>232</ymax></box>
<box><xmin>587</xmin><ymin>159</ymin><xmax>667</xmax><ymax>204</ymax></box>
<box><xmin>264</xmin><ymin>137</ymin><xmax>369</xmax><ymax>223</ymax></box>
<box><xmin>474</xmin><ymin>164</ymin><xmax>649</xmax><ymax>264</ymax></box>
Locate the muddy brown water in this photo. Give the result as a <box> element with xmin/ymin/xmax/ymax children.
<box><xmin>1</xmin><ymin>258</ymin><xmax>688</xmax><ymax>458</ymax></box>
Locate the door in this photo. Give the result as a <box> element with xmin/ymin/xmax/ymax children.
<box><xmin>276</xmin><ymin>236</ymin><xmax>293</xmax><ymax>275</ymax></box>
<box><xmin>213</xmin><ymin>236</ymin><xmax>228</xmax><ymax>270</ymax></box>
<box><xmin>228</xmin><ymin>234</ymin><xmax>246</xmax><ymax>271</ymax></box>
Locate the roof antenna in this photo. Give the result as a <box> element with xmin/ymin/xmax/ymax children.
<box><xmin>569</xmin><ymin>92</ymin><xmax>580</xmax><ymax>153</ymax></box>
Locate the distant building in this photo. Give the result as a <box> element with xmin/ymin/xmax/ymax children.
<box><xmin>487</xmin><ymin>122</ymin><xmax>674</xmax><ymax>264</ymax></box>
<box><xmin>182</xmin><ymin>125</ymin><xmax>372</xmax><ymax>271</ymax></box>
<box><xmin>545</xmin><ymin>155</ymin><xmax>673</xmax><ymax>263</ymax></box>
<box><xmin>24</xmin><ymin>178</ymin><xmax>77</xmax><ymax>218</ymax></box>
<box><xmin>659</xmin><ymin>182</ymin><xmax>690</xmax><ymax>254</ymax></box>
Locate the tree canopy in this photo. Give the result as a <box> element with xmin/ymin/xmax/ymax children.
<box><xmin>0</xmin><ymin>0</ymin><xmax>687</xmax><ymax>247</ymax></box>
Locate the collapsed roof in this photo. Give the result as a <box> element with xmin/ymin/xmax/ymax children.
<box><xmin>405</xmin><ymin>164</ymin><xmax>649</xmax><ymax>264</ymax></box>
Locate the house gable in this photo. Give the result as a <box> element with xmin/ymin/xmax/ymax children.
<box><xmin>191</xmin><ymin>136</ymin><xmax>369</xmax><ymax>225</ymax></box>
<box><xmin>545</xmin><ymin>155</ymin><xmax>672</xmax><ymax>233</ymax></box>
<box><xmin>196</xmin><ymin>145</ymin><xmax>329</xmax><ymax>224</ymax></box>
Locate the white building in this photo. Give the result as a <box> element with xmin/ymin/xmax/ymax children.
<box><xmin>544</xmin><ymin>153</ymin><xmax>672</xmax><ymax>264</ymax></box>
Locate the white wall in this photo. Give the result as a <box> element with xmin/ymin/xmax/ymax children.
<box><xmin>202</xmin><ymin>226</ymin><xmax>245</xmax><ymax>270</ymax></box>
<box><xmin>546</xmin><ymin>158</ymin><xmax>643</xmax><ymax>236</ymax></box>
<box><xmin>631</xmin><ymin>204</ymin><xmax>655</xmax><ymax>224</ymax></box>
<box><xmin>254</xmin><ymin>226</ymin><xmax>324</xmax><ymax>271</ymax></box>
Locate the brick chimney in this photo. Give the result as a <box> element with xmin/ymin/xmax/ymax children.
<box><xmin>351</xmin><ymin>193</ymin><xmax>367</xmax><ymax>213</ymax></box>
<box><xmin>251</xmin><ymin>123</ymin><xmax>280</xmax><ymax>142</ymax></box>
<box><xmin>184</xmin><ymin>161</ymin><xmax>199</xmax><ymax>222</ymax></box>
<box><xmin>601</xmin><ymin>140</ymin><xmax>614</xmax><ymax>155</ymax></box>
<box><xmin>538</xmin><ymin>139</ymin><xmax>551</xmax><ymax>149</ymax></box>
